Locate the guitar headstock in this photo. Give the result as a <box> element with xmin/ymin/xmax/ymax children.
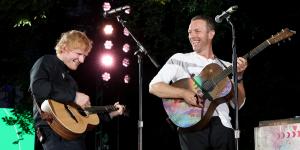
<box><xmin>267</xmin><ymin>28</ymin><xmax>296</xmax><ymax>45</ymax></box>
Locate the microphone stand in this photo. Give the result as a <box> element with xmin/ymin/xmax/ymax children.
<box><xmin>225</xmin><ymin>17</ymin><xmax>240</xmax><ymax>150</ymax></box>
<box><xmin>115</xmin><ymin>15</ymin><xmax>160</xmax><ymax>150</ymax></box>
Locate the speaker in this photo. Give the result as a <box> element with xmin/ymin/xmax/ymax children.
<box><xmin>254</xmin><ymin>117</ymin><xmax>300</xmax><ymax>150</ymax></box>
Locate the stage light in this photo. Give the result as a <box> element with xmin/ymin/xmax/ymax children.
<box><xmin>102</xmin><ymin>72</ymin><xmax>111</xmax><ymax>81</ymax></box>
<box><xmin>122</xmin><ymin>43</ymin><xmax>130</xmax><ymax>53</ymax></box>
<box><xmin>102</xmin><ymin>2</ymin><xmax>111</xmax><ymax>11</ymax></box>
<box><xmin>98</xmin><ymin>4</ymin><xmax>133</xmax><ymax>85</ymax></box>
<box><xmin>104</xmin><ymin>40</ymin><xmax>113</xmax><ymax>49</ymax></box>
<box><xmin>103</xmin><ymin>25</ymin><xmax>113</xmax><ymax>35</ymax></box>
<box><xmin>100</xmin><ymin>54</ymin><xmax>114</xmax><ymax>67</ymax></box>
<box><xmin>123</xmin><ymin>27</ymin><xmax>129</xmax><ymax>36</ymax></box>
<box><xmin>124</xmin><ymin>8</ymin><xmax>131</xmax><ymax>15</ymax></box>
<box><xmin>122</xmin><ymin>58</ymin><xmax>130</xmax><ymax>67</ymax></box>
<box><xmin>124</xmin><ymin>74</ymin><xmax>130</xmax><ymax>84</ymax></box>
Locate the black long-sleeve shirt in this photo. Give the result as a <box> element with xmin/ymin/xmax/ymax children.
<box><xmin>29</xmin><ymin>55</ymin><xmax>110</xmax><ymax>126</ymax></box>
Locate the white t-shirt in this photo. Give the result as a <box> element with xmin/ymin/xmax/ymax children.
<box><xmin>149</xmin><ymin>52</ymin><xmax>242</xmax><ymax>129</ymax></box>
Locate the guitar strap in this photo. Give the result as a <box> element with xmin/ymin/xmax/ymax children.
<box><xmin>28</xmin><ymin>88</ymin><xmax>43</xmax><ymax>117</ymax></box>
<box><xmin>215</xmin><ymin>56</ymin><xmax>235</xmax><ymax>105</ymax></box>
<box><xmin>28</xmin><ymin>89</ymin><xmax>47</xmax><ymax>143</ymax></box>
<box><xmin>215</xmin><ymin>56</ymin><xmax>229</xmax><ymax>70</ymax></box>
<box><xmin>33</xmin><ymin>96</ymin><xmax>43</xmax><ymax>116</ymax></box>
<box><xmin>28</xmin><ymin>88</ymin><xmax>52</xmax><ymax>122</ymax></box>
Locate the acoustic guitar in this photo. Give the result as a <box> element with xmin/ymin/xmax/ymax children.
<box><xmin>41</xmin><ymin>99</ymin><xmax>124</xmax><ymax>140</ymax></box>
<box><xmin>162</xmin><ymin>28</ymin><xmax>296</xmax><ymax>132</ymax></box>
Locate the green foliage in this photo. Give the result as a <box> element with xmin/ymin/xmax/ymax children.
<box><xmin>1</xmin><ymin>104</ymin><xmax>34</xmax><ymax>135</ymax></box>
<box><xmin>14</xmin><ymin>18</ymin><xmax>32</xmax><ymax>27</ymax></box>
<box><xmin>0</xmin><ymin>0</ymin><xmax>51</xmax><ymax>28</ymax></box>
<box><xmin>151</xmin><ymin>0</ymin><xmax>171</xmax><ymax>5</ymax></box>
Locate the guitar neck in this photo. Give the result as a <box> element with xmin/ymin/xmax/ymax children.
<box><xmin>242</xmin><ymin>40</ymin><xmax>270</xmax><ymax>60</ymax></box>
<box><xmin>212</xmin><ymin>40</ymin><xmax>271</xmax><ymax>84</ymax></box>
<box><xmin>84</xmin><ymin>105</ymin><xmax>118</xmax><ymax>114</ymax></box>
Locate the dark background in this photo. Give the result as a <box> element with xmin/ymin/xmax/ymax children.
<box><xmin>0</xmin><ymin>0</ymin><xmax>299</xmax><ymax>150</ymax></box>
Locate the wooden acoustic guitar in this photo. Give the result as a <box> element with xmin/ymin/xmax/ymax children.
<box><xmin>162</xmin><ymin>28</ymin><xmax>295</xmax><ymax>132</ymax></box>
<box><xmin>41</xmin><ymin>99</ymin><xmax>124</xmax><ymax>140</ymax></box>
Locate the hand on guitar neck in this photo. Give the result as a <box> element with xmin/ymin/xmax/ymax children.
<box><xmin>74</xmin><ymin>92</ymin><xmax>127</xmax><ymax>117</ymax></box>
<box><xmin>108</xmin><ymin>101</ymin><xmax>127</xmax><ymax>118</ymax></box>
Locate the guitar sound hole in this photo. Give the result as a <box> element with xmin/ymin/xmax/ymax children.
<box><xmin>77</xmin><ymin>108</ymin><xmax>88</xmax><ymax>117</ymax></box>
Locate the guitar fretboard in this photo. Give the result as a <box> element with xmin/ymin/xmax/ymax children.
<box><xmin>243</xmin><ymin>40</ymin><xmax>270</xmax><ymax>59</ymax></box>
<box><xmin>84</xmin><ymin>105</ymin><xmax>117</xmax><ymax>114</ymax></box>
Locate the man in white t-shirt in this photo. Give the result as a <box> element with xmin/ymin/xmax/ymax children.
<box><xmin>149</xmin><ymin>15</ymin><xmax>248</xmax><ymax>150</ymax></box>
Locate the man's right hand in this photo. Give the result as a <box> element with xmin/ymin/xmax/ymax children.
<box><xmin>182</xmin><ymin>89</ymin><xmax>203</xmax><ymax>108</ymax></box>
<box><xmin>75</xmin><ymin>92</ymin><xmax>91</xmax><ymax>108</ymax></box>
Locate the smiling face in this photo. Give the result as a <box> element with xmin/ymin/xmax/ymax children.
<box><xmin>60</xmin><ymin>47</ymin><xmax>89</xmax><ymax>70</ymax></box>
<box><xmin>55</xmin><ymin>30</ymin><xmax>93</xmax><ymax>70</ymax></box>
<box><xmin>188</xmin><ymin>18</ymin><xmax>215</xmax><ymax>54</ymax></box>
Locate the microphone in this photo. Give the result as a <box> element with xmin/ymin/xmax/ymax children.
<box><xmin>103</xmin><ymin>5</ymin><xmax>130</xmax><ymax>17</ymax></box>
<box><xmin>215</xmin><ymin>5</ymin><xmax>238</xmax><ymax>23</ymax></box>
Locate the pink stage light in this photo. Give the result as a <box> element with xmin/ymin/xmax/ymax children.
<box><xmin>102</xmin><ymin>72</ymin><xmax>111</xmax><ymax>81</ymax></box>
<box><xmin>102</xmin><ymin>2</ymin><xmax>111</xmax><ymax>11</ymax></box>
<box><xmin>124</xmin><ymin>74</ymin><xmax>130</xmax><ymax>83</ymax></box>
<box><xmin>103</xmin><ymin>25</ymin><xmax>113</xmax><ymax>35</ymax></box>
<box><xmin>104</xmin><ymin>40</ymin><xmax>113</xmax><ymax>49</ymax></box>
<box><xmin>100</xmin><ymin>54</ymin><xmax>114</xmax><ymax>68</ymax></box>
<box><xmin>122</xmin><ymin>43</ymin><xmax>130</xmax><ymax>53</ymax></box>
<box><xmin>122</xmin><ymin>58</ymin><xmax>130</xmax><ymax>67</ymax></box>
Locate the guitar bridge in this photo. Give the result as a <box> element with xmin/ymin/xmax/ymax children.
<box><xmin>64</xmin><ymin>104</ymin><xmax>78</xmax><ymax>123</ymax></box>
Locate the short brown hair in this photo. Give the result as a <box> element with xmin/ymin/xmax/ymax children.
<box><xmin>191</xmin><ymin>15</ymin><xmax>215</xmax><ymax>31</ymax></box>
<box><xmin>55</xmin><ymin>30</ymin><xmax>93</xmax><ymax>54</ymax></box>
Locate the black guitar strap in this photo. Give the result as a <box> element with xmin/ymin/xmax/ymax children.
<box><xmin>28</xmin><ymin>88</ymin><xmax>43</xmax><ymax>117</ymax></box>
<box><xmin>28</xmin><ymin>88</ymin><xmax>47</xmax><ymax>143</ymax></box>
<box><xmin>28</xmin><ymin>89</ymin><xmax>53</xmax><ymax>121</ymax></box>
<box><xmin>215</xmin><ymin>56</ymin><xmax>229</xmax><ymax>70</ymax></box>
